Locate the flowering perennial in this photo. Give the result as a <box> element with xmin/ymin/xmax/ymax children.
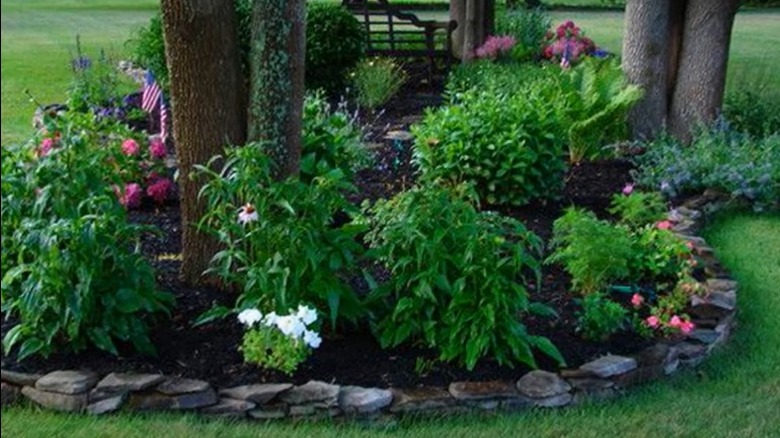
<box><xmin>475</xmin><ymin>35</ymin><xmax>517</xmax><ymax>61</ymax></box>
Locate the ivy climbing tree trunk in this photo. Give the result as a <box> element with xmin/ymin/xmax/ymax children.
<box><xmin>161</xmin><ymin>0</ymin><xmax>246</xmax><ymax>284</ymax></box>
<box><xmin>247</xmin><ymin>0</ymin><xmax>306</xmax><ymax>179</ymax></box>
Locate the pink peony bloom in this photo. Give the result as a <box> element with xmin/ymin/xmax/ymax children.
<box><xmin>122</xmin><ymin>139</ymin><xmax>140</xmax><ymax>156</ymax></box>
<box><xmin>622</xmin><ymin>184</ymin><xmax>634</xmax><ymax>195</ymax></box>
<box><xmin>146</xmin><ymin>178</ymin><xmax>172</xmax><ymax>204</ymax></box>
<box><xmin>631</xmin><ymin>293</ymin><xmax>644</xmax><ymax>308</ymax></box>
<box><xmin>645</xmin><ymin>316</ymin><xmax>660</xmax><ymax>329</ymax></box>
<box><xmin>656</xmin><ymin>220</ymin><xmax>672</xmax><ymax>230</ymax></box>
<box><xmin>680</xmin><ymin>320</ymin><xmax>695</xmax><ymax>334</ymax></box>
<box><xmin>149</xmin><ymin>138</ymin><xmax>166</xmax><ymax>159</ymax></box>
<box><xmin>117</xmin><ymin>183</ymin><xmax>142</xmax><ymax>208</ymax></box>
<box><xmin>38</xmin><ymin>138</ymin><xmax>54</xmax><ymax>157</ymax></box>
<box><xmin>669</xmin><ymin>315</ymin><xmax>682</xmax><ymax>328</ymax></box>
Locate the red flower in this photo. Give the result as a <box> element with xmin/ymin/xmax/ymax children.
<box><xmin>147</xmin><ymin>178</ymin><xmax>172</xmax><ymax>204</ymax></box>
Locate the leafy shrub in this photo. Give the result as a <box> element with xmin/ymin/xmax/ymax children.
<box><xmin>631</xmin><ymin>223</ymin><xmax>692</xmax><ymax>281</ymax></box>
<box><xmin>414</xmin><ymin>71</ymin><xmax>568</xmax><ymax>206</ymax></box>
<box><xmin>632</xmin><ymin>128</ymin><xmax>780</xmax><ymax>211</ymax></box>
<box><xmin>576</xmin><ymin>292</ymin><xmax>628</xmax><ymax>341</ymax></box>
<box><xmin>350</xmin><ymin>57</ymin><xmax>407</xmax><ymax>110</ymax></box>
<box><xmin>445</xmin><ymin>61</ymin><xmax>554</xmax><ymax>98</ymax></box>
<box><xmin>301</xmin><ymin>92</ymin><xmax>370</xmax><ymax>182</ymax></box>
<box><xmin>496</xmin><ymin>7</ymin><xmax>552</xmax><ymax>62</ymax></box>
<box><xmin>1</xmin><ymin>114</ymin><xmax>173</xmax><ymax>360</ymax></box>
<box><xmin>723</xmin><ymin>86</ymin><xmax>780</xmax><ymax>137</ymax></box>
<box><xmin>306</xmin><ymin>3</ymin><xmax>366</xmax><ymax>93</ymax></box>
<box><xmin>196</xmin><ymin>144</ymin><xmax>365</xmax><ymax>327</ymax></box>
<box><xmin>362</xmin><ymin>184</ymin><xmax>564</xmax><ymax>370</ymax></box>
<box><xmin>608</xmin><ymin>186</ymin><xmax>667</xmax><ymax>228</ymax></box>
<box><xmin>542</xmin><ymin>20</ymin><xmax>600</xmax><ymax>66</ymax></box>
<box><xmin>548</xmin><ymin>208</ymin><xmax>636</xmax><ymax>294</ymax></box>
<box><xmin>126</xmin><ymin>14</ymin><xmax>170</xmax><ymax>92</ymax></box>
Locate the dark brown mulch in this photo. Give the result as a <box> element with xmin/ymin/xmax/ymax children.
<box><xmin>0</xmin><ymin>88</ymin><xmax>654</xmax><ymax>389</ymax></box>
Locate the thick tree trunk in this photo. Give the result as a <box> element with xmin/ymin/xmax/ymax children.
<box><xmin>247</xmin><ymin>0</ymin><xmax>305</xmax><ymax>179</ymax></box>
<box><xmin>462</xmin><ymin>0</ymin><xmax>480</xmax><ymax>62</ymax></box>
<box><xmin>622</xmin><ymin>0</ymin><xmax>671</xmax><ymax>140</ymax></box>
<box><xmin>161</xmin><ymin>0</ymin><xmax>246</xmax><ymax>284</ymax></box>
<box><xmin>668</xmin><ymin>0</ymin><xmax>740</xmax><ymax>142</ymax></box>
<box><xmin>450</xmin><ymin>0</ymin><xmax>466</xmax><ymax>58</ymax></box>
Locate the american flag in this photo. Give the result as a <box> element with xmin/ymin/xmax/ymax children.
<box><xmin>141</xmin><ymin>71</ymin><xmax>169</xmax><ymax>142</ymax></box>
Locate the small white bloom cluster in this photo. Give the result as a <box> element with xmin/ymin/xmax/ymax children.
<box><xmin>238</xmin><ymin>305</ymin><xmax>322</xmax><ymax>348</ymax></box>
<box><xmin>237</xmin><ymin>203</ymin><xmax>259</xmax><ymax>225</ymax></box>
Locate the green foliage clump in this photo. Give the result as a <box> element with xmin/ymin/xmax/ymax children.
<box><xmin>126</xmin><ymin>14</ymin><xmax>169</xmax><ymax>91</ymax></box>
<box><xmin>496</xmin><ymin>7</ymin><xmax>552</xmax><ymax>62</ymax></box>
<box><xmin>305</xmin><ymin>3</ymin><xmax>366</xmax><ymax>93</ymax></box>
<box><xmin>1</xmin><ymin>113</ymin><xmax>173</xmax><ymax>360</ymax></box>
<box><xmin>576</xmin><ymin>292</ymin><xmax>628</xmax><ymax>341</ymax></box>
<box><xmin>414</xmin><ymin>68</ymin><xmax>568</xmax><ymax>206</ymax></box>
<box><xmin>350</xmin><ymin>57</ymin><xmax>407</xmax><ymax>110</ymax></box>
<box><xmin>632</xmin><ymin>128</ymin><xmax>780</xmax><ymax>211</ymax></box>
<box><xmin>196</xmin><ymin>144</ymin><xmax>365</xmax><ymax>328</ymax></box>
<box><xmin>608</xmin><ymin>189</ymin><xmax>667</xmax><ymax>228</ymax></box>
<box><xmin>362</xmin><ymin>184</ymin><xmax>564</xmax><ymax>370</ymax></box>
<box><xmin>723</xmin><ymin>86</ymin><xmax>780</xmax><ymax>137</ymax></box>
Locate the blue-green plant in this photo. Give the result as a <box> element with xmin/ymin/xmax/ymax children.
<box><xmin>362</xmin><ymin>184</ymin><xmax>564</xmax><ymax>370</ymax></box>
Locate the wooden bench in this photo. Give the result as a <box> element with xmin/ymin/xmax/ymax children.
<box><xmin>342</xmin><ymin>0</ymin><xmax>457</xmax><ymax>83</ymax></box>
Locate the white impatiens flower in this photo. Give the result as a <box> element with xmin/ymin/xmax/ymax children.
<box><xmin>237</xmin><ymin>203</ymin><xmax>259</xmax><ymax>225</ymax></box>
<box><xmin>275</xmin><ymin>315</ymin><xmax>305</xmax><ymax>339</ymax></box>
<box><xmin>262</xmin><ymin>311</ymin><xmax>279</xmax><ymax>327</ymax></box>
<box><xmin>303</xmin><ymin>329</ymin><xmax>322</xmax><ymax>349</ymax></box>
<box><xmin>296</xmin><ymin>305</ymin><xmax>318</xmax><ymax>326</ymax></box>
<box><xmin>237</xmin><ymin>308</ymin><xmax>263</xmax><ymax>327</ymax></box>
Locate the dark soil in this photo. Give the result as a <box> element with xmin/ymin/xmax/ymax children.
<box><xmin>1</xmin><ymin>85</ymin><xmax>654</xmax><ymax>389</ymax></box>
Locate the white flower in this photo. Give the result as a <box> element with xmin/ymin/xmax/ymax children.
<box><xmin>237</xmin><ymin>308</ymin><xmax>263</xmax><ymax>327</ymax></box>
<box><xmin>237</xmin><ymin>203</ymin><xmax>259</xmax><ymax>225</ymax></box>
<box><xmin>296</xmin><ymin>305</ymin><xmax>318</xmax><ymax>326</ymax></box>
<box><xmin>276</xmin><ymin>315</ymin><xmax>305</xmax><ymax>339</ymax></box>
<box><xmin>262</xmin><ymin>311</ymin><xmax>279</xmax><ymax>327</ymax></box>
<box><xmin>303</xmin><ymin>329</ymin><xmax>322</xmax><ymax>349</ymax></box>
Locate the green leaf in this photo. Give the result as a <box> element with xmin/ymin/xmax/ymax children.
<box><xmin>193</xmin><ymin>305</ymin><xmax>233</xmax><ymax>327</ymax></box>
<box><xmin>2</xmin><ymin>325</ymin><xmax>23</xmax><ymax>355</ymax></box>
<box><xmin>327</xmin><ymin>290</ymin><xmax>340</xmax><ymax>329</ymax></box>
<box><xmin>529</xmin><ymin>335</ymin><xmax>566</xmax><ymax>367</ymax></box>
<box><xmin>528</xmin><ymin>302</ymin><xmax>559</xmax><ymax>319</ymax></box>
<box><xmin>89</xmin><ymin>328</ymin><xmax>118</xmax><ymax>355</ymax></box>
<box><xmin>115</xmin><ymin>288</ymin><xmax>143</xmax><ymax>313</ymax></box>
<box><xmin>17</xmin><ymin>337</ymin><xmax>45</xmax><ymax>361</ymax></box>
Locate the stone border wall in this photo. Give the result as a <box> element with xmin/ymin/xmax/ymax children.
<box><xmin>0</xmin><ymin>192</ymin><xmax>739</xmax><ymax>420</ymax></box>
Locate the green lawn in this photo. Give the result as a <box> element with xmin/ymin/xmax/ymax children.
<box><xmin>2</xmin><ymin>1</ymin><xmax>780</xmax><ymax>436</ymax></box>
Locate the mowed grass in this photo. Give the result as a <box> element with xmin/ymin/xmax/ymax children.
<box><xmin>2</xmin><ymin>213</ymin><xmax>779</xmax><ymax>438</ymax></box>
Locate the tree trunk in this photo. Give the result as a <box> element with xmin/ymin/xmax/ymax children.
<box><xmin>450</xmin><ymin>0</ymin><xmax>466</xmax><ymax>58</ymax></box>
<box><xmin>668</xmin><ymin>0</ymin><xmax>740</xmax><ymax>142</ymax></box>
<box><xmin>161</xmin><ymin>0</ymin><xmax>246</xmax><ymax>284</ymax></box>
<box><xmin>247</xmin><ymin>0</ymin><xmax>305</xmax><ymax>179</ymax></box>
<box><xmin>622</xmin><ymin>0</ymin><xmax>671</xmax><ymax>140</ymax></box>
<box><xmin>462</xmin><ymin>0</ymin><xmax>480</xmax><ymax>62</ymax></box>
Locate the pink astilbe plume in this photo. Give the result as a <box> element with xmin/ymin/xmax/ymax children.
<box><xmin>475</xmin><ymin>35</ymin><xmax>517</xmax><ymax>60</ymax></box>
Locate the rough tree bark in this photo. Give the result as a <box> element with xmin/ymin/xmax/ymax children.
<box><xmin>161</xmin><ymin>0</ymin><xmax>246</xmax><ymax>284</ymax></box>
<box><xmin>462</xmin><ymin>0</ymin><xmax>481</xmax><ymax>62</ymax></box>
<box><xmin>450</xmin><ymin>0</ymin><xmax>491</xmax><ymax>61</ymax></box>
<box><xmin>247</xmin><ymin>0</ymin><xmax>306</xmax><ymax>179</ymax></box>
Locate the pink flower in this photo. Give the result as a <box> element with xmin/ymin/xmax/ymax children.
<box><xmin>656</xmin><ymin>220</ymin><xmax>672</xmax><ymax>230</ymax></box>
<box><xmin>622</xmin><ymin>184</ymin><xmax>634</xmax><ymax>195</ymax></box>
<box><xmin>645</xmin><ymin>316</ymin><xmax>660</xmax><ymax>329</ymax></box>
<box><xmin>238</xmin><ymin>203</ymin><xmax>259</xmax><ymax>225</ymax></box>
<box><xmin>38</xmin><ymin>138</ymin><xmax>54</xmax><ymax>157</ymax></box>
<box><xmin>146</xmin><ymin>178</ymin><xmax>172</xmax><ymax>204</ymax></box>
<box><xmin>122</xmin><ymin>139</ymin><xmax>140</xmax><ymax>156</ymax></box>
<box><xmin>149</xmin><ymin>138</ymin><xmax>166</xmax><ymax>159</ymax></box>
<box><xmin>680</xmin><ymin>320</ymin><xmax>695</xmax><ymax>334</ymax></box>
<box><xmin>669</xmin><ymin>315</ymin><xmax>682</xmax><ymax>328</ymax></box>
<box><xmin>631</xmin><ymin>293</ymin><xmax>644</xmax><ymax>308</ymax></box>
<box><xmin>685</xmin><ymin>241</ymin><xmax>695</xmax><ymax>250</ymax></box>
<box><xmin>475</xmin><ymin>35</ymin><xmax>516</xmax><ymax>60</ymax></box>
<box><xmin>117</xmin><ymin>183</ymin><xmax>142</xmax><ymax>208</ymax></box>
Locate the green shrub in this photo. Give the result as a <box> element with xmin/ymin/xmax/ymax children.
<box><xmin>1</xmin><ymin>114</ymin><xmax>173</xmax><ymax>360</ymax></box>
<box><xmin>414</xmin><ymin>71</ymin><xmax>568</xmax><ymax>206</ymax></box>
<box><xmin>126</xmin><ymin>13</ymin><xmax>169</xmax><ymax>91</ymax></box>
<box><xmin>301</xmin><ymin>92</ymin><xmax>370</xmax><ymax>183</ymax></box>
<box><xmin>305</xmin><ymin>3</ymin><xmax>366</xmax><ymax>93</ymax></box>
<box><xmin>632</xmin><ymin>128</ymin><xmax>780</xmax><ymax>211</ymax></box>
<box><xmin>350</xmin><ymin>57</ymin><xmax>407</xmax><ymax>110</ymax></box>
<box><xmin>496</xmin><ymin>7</ymin><xmax>552</xmax><ymax>62</ymax></box>
<box><xmin>576</xmin><ymin>292</ymin><xmax>628</xmax><ymax>341</ymax></box>
<box><xmin>608</xmin><ymin>188</ymin><xmax>667</xmax><ymax>228</ymax></box>
<box><xmin>723</xmin><ymin>86</ymin><xmax>780</xmax><ymax>137</ymax></box>
<box><xmin>195</xmin><ymin>144</ymin><xmax>365</xmax><ymax>328</ymax></box>
<box><xmin>362</xmin><ymin>184</ymin><xmax>564</xmax><ymax>370</ymax></box>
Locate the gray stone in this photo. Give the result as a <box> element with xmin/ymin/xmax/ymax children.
<box><xmin>1</xmin><ymin>370</ymin><xmax>42</xmax><ymax>387</ymax></box>
<box><xmin>390</xmin><ymin>387</ymin><xmax>455</xmax><ymax>413</ymax></box>
<box><xmin>22</xmin><ymin>386</ymin><xmax>87</xmax><ymax>412</ymax></box>
<box><xmin>128</xmin><ymin>388</ymin><xmax>218</xmax><ymax>411</ymax></box>
<box><xmin>462</xmin><ymin>399</ymin><xmax>500</xmax><ymax>410</ymax></box>
<box><xmin>672</xmin><ymin>342</ymin><xmax>709</xmax><ymax>368</ymax></box>
<box><xmin>693</xmin><ymin>291</ymin><xmax>737</xmax><ymax>312</ymax></box>
<box><xmin>572</xmin><ymin>387</ymin><xmax>618</xmax><ymax>405</ymax></box>
<box><xmin>289</xmin><ymin>404</ymin><xmax>317</xmax><ymax>416</ymax></box>
<box><xmin>200</xmin><ymin>397</ymin><xmax>256</xmax><ymax>417</ymax></box>
<box><xmin>95</xmin><ymin>373</ymin><xmax>165</xmax><ymax>393</ymax></box>
<box><xmin>579</xmin><ymin>355</ymin><xmax>637</xmax><ymax>378</ymax></box>
<box><xmin>566</xmin><ymin>378</ymin><xmax>615</xmax><ymax>392</ymax></box>
<box><xmin>559</xmin><ymin>368</ymin><xmax>594</xmax><ymax>379</ymax></box>
<box><xmin>448</xmin><ymin>380</ymin><xmax>518</xmax><ymax>400</ymax></box>
<box><xmin>36</xmin><ymin>370</ymin><xmax>98</xmax><ymax>395</ymax></box>
<box><xmin>613</xmin><ymin>366</ymin><xmax>665</xmax><ymax>388</ymax></box>
<box><xmin>532</xmin><ymin>393</ymin><xmax>573</xmax><ymax>408</ymax></box>
<box><xmin>516</xmin><ymin>371</ymin><xmax>571</xmax><ymax>398</ymax></box>
<box><xmin>499</xmin><ymin>396</ymin><xmax>533</xmax><ymax>411</ymax></box>
<box><xmin>248</xmin><ymin>403</ymin><xmax>288</xmax><ymax>420</ymax></box>
<box><xmin>687</xmin><ymin>329</ymin><xmax>721</xmax><ymax>344</ymax></box>
<box><xmin>706</xmin><ymin>279</ymin><xmax>738</xmax><ymax>293</ymax></box>
<box><xmin>279</xmin><ymin>380</ymin><xmax>339</xmax><ymax>406</ymax></box>
<box><xmin>383</xmin><ymin>130</ymin><xmax>414</xmax><ymax>142</ymax></box>
<box><xmin>219</xmin><ymin>383</ymin><xmax>292</xmax><ymax>405</ymax></box>
<box><xmin>87</xmin><ymin>393</ymin><xmax>127</xmax><ymax>415</ymax></box>
<box><xmin>156</xmin><ymin>377</ymin><xmax>211</xmax><ymax>395</ymax></box>
<box><xmin>1</xmin><ymin>382</ymin><xmax>20</xmax><ymax>406</ymax></box>
<box><xmin>675</xmin><ymin>206</ymin><xmax>702</xmax><ymax>219</ymax></box>
<box><xmin>339</xmin><ymin>386</ymin><xmax>393</xmax><ymax>414</ymax></box>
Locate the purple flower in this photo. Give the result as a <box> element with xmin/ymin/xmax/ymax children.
<box><xmin>146</xmin><ymin>178</ymin><xmax>172</xmax><ymax>204</ymax></box>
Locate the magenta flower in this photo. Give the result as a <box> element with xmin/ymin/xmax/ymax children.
<box><xmin>122</xmin><ymin>139</ymin><xmax>140</xmax><ymax>156</ymax></box>
<box><xmin>38</xmin><ymin>138</ymin><xmax>55</xmax><ymax>157</ymax></box>
<box><xmin>622</xmin><ymin>184</ymin><xmax>634</xmax><ymax>195</ymax></box>
<box><xmin>147</xmin><ymin>178</ymin><xmax>172</xmax><ymax>204</ymax></box>
<box><xmin>149</xmin><ymin>138</ymin><xmax>166</xmax><ymax>160</ymax></box>
<box><xmin>656</xmin><ymin>220</ymin><xmax>672</xmax><ymax>230</ymax></box>
<box><xmin>117</xmin><ymin>183</ymin><xmax>142</xmax><ymax>208</ymax></box>
<box><xmin>669</xmin><ymin>315</ymin><xmax>682</xmax><ymax>328</ymax></box>
<box><xmin>645</xmin><ymin>316</ymin><xmax>660</xmax><ymax>329</ymax></box>
<box><xmin>679</xmin><ymin>319</ymin><xmax>695</xmax><ymax>334</ymax></box>
<box><xmin>631</xmin><ymin>293</ymin><xmax>644</xmax><ymax>308</ymax></box>
<box><xmin>475</xmin><ymin>35</ymin><xmax>517</xmax><ymax>60</ymax></box>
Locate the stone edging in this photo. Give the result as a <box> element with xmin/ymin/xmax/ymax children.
<box><xmin>0</xmin><ymin>191</ymin><xmax>739</xmax><ymax>420</ymax></box>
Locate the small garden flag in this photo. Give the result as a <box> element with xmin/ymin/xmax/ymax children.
<box><xmin>141</xmin><ymin>71</ymin><xmax>169</xmax><ymax>142</ymax></box>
